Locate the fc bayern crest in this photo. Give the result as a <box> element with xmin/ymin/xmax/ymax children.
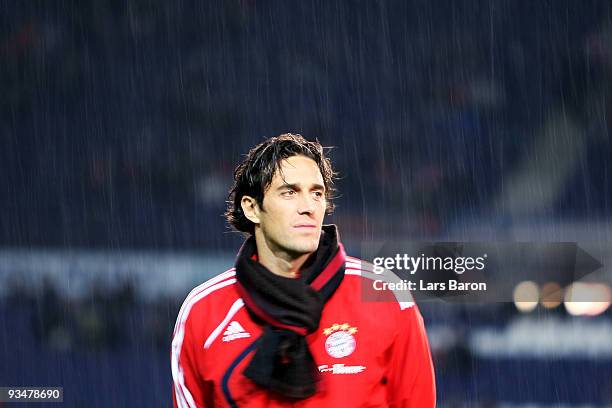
<box><xmin>323</xmin><ymin>323</ymin><xmax>357</xmax><ymax>358</ymax></box>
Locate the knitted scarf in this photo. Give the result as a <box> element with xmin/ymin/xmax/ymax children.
<box><xmin>234</xmin><ymin>224</ymin><xmax>346</xmax><ymax>399</ymax></box>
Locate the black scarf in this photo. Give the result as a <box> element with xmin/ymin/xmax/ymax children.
<box><xmin>234</xmin><ymin>224</ymin><xmax>346</xmax><ymax>399</ymax></box>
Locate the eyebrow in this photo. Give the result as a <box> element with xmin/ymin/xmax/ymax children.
<box><xmin>276</xmin><ymin>182</ymin><xmax>325</xmax><ymax>191</ymax></box>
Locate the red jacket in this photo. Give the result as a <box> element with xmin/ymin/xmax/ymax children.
<box><xmin>171</xmin><ymin>256</ymin><xmax>436</xmax><ymax>407</ymax></box>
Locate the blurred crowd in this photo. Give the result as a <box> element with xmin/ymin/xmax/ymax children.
<box><xmin>4</xmin><ymin>278</ymin><xmax>176</xmax><ymax>352</ymax></box>
<box><xmin>1</xmin><ymin>0</ymin><xmax>612</xmax><ymax>249</ymax></box>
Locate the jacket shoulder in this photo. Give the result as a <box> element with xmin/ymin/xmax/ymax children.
<box><xmin>184</xmin><ymin>268</ymin><xmax>238</xmax><ymax>304</ymax></box>
<box><xmin>173</xmin><ymin>268</ymin><xmax>239</xmax><ymax>336</ymax></box>
<box><xmin>344</xmin><ymin>256</ymin><xmax>415</xmax><ymax>311</ymax></box>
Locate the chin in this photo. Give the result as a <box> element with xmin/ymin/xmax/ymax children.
<box><xmin>291</xmin><ymin>240</ymin><xmax>319</xmax><ymax>254</ymax></box>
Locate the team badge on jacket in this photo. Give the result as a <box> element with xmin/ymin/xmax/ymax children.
<box><xmin>323</xmin><ymin>323</ymin><xmax>357</xmax><ymax>358</ymax></box>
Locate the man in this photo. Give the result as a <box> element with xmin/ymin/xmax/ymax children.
<box><xmin>171</xmin><ymin>134</ymin><xmax>436</xmax><ymax>407</ymax></box>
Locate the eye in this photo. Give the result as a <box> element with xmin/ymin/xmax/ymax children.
<box><xmin>281</xmin><ymin>189</ymin><xmax>296</xmax><ymax>196</ymax></box>
<box><xmin>313</xmin><ymin>191</ymin><xmax>324</xmax><ymax>198</ymax></box>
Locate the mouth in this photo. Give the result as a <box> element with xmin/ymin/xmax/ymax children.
<box><xmin>294</xmin><ymin>224</ymin><xmax>317</xmax><ymax>229</ymax></box>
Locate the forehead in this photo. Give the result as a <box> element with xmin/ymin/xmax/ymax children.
<box><xmin>271</xmin><ymin>155</ymin><xmax>324</xmax><ymax>185</ymax></box>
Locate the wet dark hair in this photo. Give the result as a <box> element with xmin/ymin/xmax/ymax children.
<box><xmin>225</xmin><ymin>133</ymin><xmax>336</xmax><ymax>235</ymax></box>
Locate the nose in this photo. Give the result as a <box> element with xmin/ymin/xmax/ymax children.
<box><xmin>297</xmin><ymin>193</ymin><xmax>316</xmax><ymax>215</ymax></box>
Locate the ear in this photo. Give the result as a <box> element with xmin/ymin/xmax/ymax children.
<box><xmin>241</xmin><ymin>195</ymin><xmax>261</xmax><ymax>224</ymax></box>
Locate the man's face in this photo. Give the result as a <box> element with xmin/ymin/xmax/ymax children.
<box><xmin>255</xmin><ymin>155</ymin><xmax>327</xmax><ymax>257</ymax></box>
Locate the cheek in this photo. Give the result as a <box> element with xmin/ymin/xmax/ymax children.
<box><xmin>262</xmin><ymin>207</ymin><xmax>291</xmax><ymax>232</ymax></box>
<box><xmin>317</xmin><ymin>202</ymin><xmax>327</xmax><ymax>216</ymax></box>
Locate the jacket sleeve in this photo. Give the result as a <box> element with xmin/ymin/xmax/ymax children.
<box><xmin>386</xmin><ymin>304</ymin><xmax>436</xmax><ymax>408</ymax></box>
<box><xmin>172</xmin><ymin>309</ymin><xmax>210</xmax><ymax>407</ymax></box>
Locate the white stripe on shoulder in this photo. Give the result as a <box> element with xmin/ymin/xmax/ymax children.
<box><xmin>171</xmin><ymin>278</ymin><xmax>236</xmax><ymax>408</ymax></box>
<box><xmin>344</xmin><ymin>266</ymin><xmax>414</xmax><ymax>310</ymax></box>
<box><xmin>203</xmin><ymin>298</ymin><xmax>245</xmax><ymax>349</ymax></box>
<box><xmin>186</xmin><ymin>268</ymin><xmax>236</xmax><ymax>301</ymax></box>
<box><xmin>345</xmin><ymin>268</ymin><xmax>361</xmax><ymax>276</ymax></box>
<box><xmin>173</xmin><ymin>268</ymin><xmax>236</xmax><ymax>336</ymax></box>
<box><xmin>346</xmin><ymin>257</ymin><xmax>378</xmax><ymax>274</ymax></box>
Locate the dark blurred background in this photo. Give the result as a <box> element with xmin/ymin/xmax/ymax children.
<box><xmin>1</xmin><ymin>0</ymin><xmax>612</xmax><ymax>406</ymax></box>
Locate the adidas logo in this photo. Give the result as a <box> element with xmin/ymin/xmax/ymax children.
<box><xmin>222</xmin><ymin>321</ymin><xmax>251</xmax><ymax>342</ymax></box>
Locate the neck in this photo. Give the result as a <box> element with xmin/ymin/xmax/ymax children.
<box><xmin>254</xmin><ymin>232</ymin><xmax>313</xmax><ymax>279</ymax></box>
